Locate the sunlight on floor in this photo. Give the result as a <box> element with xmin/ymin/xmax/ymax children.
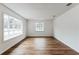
<box><xmin>34</xmin><ymin>38</ymin><xmax>46</xmax><ymax>50</ymax></box>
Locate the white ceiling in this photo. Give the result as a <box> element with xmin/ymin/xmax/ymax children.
<box><xmin>3</xmin><ymin>3</ymin><xmax>77</xmax><ymax>20</ymax></box>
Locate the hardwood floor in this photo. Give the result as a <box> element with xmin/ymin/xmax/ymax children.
<box><xmin>2</xmin><ymin>37</ymin><xmax>79</xmax><ymax>55</ymax></box>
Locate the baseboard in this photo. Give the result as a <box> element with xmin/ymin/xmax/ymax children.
<box><xmin>53</xmin><ymin>36</ymin><xmax>79</xmax><ymax>54</ymax></box>
<box><xmin>27</xmin><ymin>36</ymin><xmax>53</xmax><ymax>38</ymax></box>
<box><xmin>1</xmin><ymin>37</ymin><xmax>28</xmax><ymax>55</ymax></box>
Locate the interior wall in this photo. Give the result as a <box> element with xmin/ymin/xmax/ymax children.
<box><xmin>28</xmin><ymin>20</ymin><xmax>53</xmax><ymax>36</ymax></box>
<box><xmin>0</xmin><ymin>4</ymin><xmax>28</xmax><ymax>54</ymax></box>
<box><xmin>54</xmin><ymin>5</ymin><xmax>79</xmax><ymax>52</ymax></box>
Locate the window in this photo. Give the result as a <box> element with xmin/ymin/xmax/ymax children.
<box><xmin>35</xmin><ymin>22</ymin><xmax>44</xmax><ymax>32</ymax></box>
<box><xmin>4</xmin><ymin>14</ymin><xmax>23</xmax><ymax>41</ymax></box>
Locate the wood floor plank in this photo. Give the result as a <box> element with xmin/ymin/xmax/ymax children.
<box><xmin>2</xmin><ymin>37</ymin><xmax>79</xmax><ymax>55</ymax></box>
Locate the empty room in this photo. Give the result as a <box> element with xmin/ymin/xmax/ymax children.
<box><xmin>0</xmin><ymin>3</ymin><xmax>79</xmax><ymax>55</ymax></box>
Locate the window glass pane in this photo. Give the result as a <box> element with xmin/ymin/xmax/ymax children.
<box><xmin>4</xmin><ymin>14</ymin><xmax>23</xmax><ymax>41</ymax></box>
<box><xmin>35</xmin><ymin>22</ymin><xmax>44</xmax><ymax>32</ymax></box>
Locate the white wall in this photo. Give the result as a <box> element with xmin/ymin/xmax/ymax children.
<box><xmin>0</xmin><ymin>4</ymin><xmax>28</xmax><ymax>54</ymax></box>
<box><xmin>54</xmin><ymin>5</ymin><xmax>79</xmax><ymax>52</ymax></box>
<box><xmin>28</xmin><ymin>20</ymin><xmax>53</xmax><ymax>36</ymax></box>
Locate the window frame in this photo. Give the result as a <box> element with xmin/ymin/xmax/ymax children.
<box><xmin>35</xmin><ymin>22</ymin><xmax>44</xmax><ymax>32</ymax></box>
<box><xmin>3</xmin><ymin>13</ymin><xmax>23</xmax><ymax>41</ymax></box>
